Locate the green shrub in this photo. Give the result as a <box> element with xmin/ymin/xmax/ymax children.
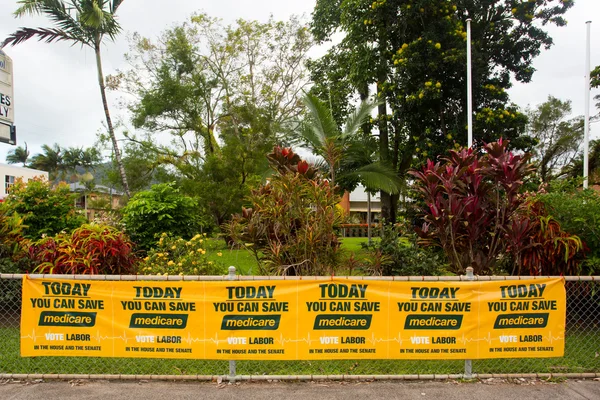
<box><xmin>0</xmin><ymin>209</ymin><xmax>32</xmax><ymax>273</ymax></box>
<box><xmin>362</xmin><ymin>224</ymin><xmax>447</xmax><ymax>276</ymax></box>
<box><xmin>29</xmin><ymin>224</ymin><xmax>138</xmax><ymax>274</ymax></box>
<box><xmin>0</xmin><ymin>177</ymin><xmax>86</xmax><ymax>239</ymax></box>
<box><xmin>138</xmin><ymin>233</ymin><xmax>225</xmax><ymax>276</ymax></box>
<box><xmin>121</xmin><ymin>183</ymin><xmax>204</xmax><ymax>251</ymax></box>
<box><xmin>537</xmin><ymin>179</ymin><xmax>600</xmax><ymax>275</ymax></box>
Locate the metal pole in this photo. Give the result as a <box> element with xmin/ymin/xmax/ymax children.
<box><xmin>464</xmin><ymin>266</ymin><xmax>474</xmax><ymax>379</ymax></box>
<box><xmin>584</xmin><ymin>21</ymin><xmax>592</xmax><ymax>189</ymax></box>
<box><xmin>466</xmin><ymin>18</ymin><xmax>473</xmax><ymax>148</ymax></box>
<box><xmin>228</xmin><ymin>266</ymin><xmax>237</xmax><ymax>383</ymax></box>
<box><xmin>367</xmin><ymin>192</ymin><xmax>372</xmax><ymax>245</ymax></box>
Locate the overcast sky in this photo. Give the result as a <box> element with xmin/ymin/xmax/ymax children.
<box><xmin>0</xmin><ymin>0</ymin><xmax>599</xmax><ymax>163</ymax></box>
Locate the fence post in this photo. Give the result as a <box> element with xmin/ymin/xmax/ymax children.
<box><xmin>228</xmin><ymin>266</ymin><xmax>237</xmax><ymax>383</ymax></box>
<box><xmin>464</xmin><ymin>266</ymin><xmax>474</xmax><ymax>379</ymax></box>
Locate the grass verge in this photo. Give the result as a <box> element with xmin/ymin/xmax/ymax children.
<box><xmin>1</xmin><ymin>327</ymin><xmax>598</xmax><ymax>375</ymax></box>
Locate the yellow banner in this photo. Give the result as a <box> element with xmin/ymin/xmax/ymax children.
<box><xmin>20</xmin><ymin>277</ymin><xmax>565</xmax><ymax>359</ymax></box>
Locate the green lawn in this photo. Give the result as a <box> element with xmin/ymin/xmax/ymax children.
<box><xmin>204</xmin><ymin>238</ymin><xmax>258</xmax><ymax>275</ymax></box>
<box><xmin>340</xmin><ymin>237</ymin><xmax>377</xmax><ymax>254</ymax></box>
<box><xmin>1</xmin><ymin>327</ymin><xmax>597</xmax><ymax>375</ymax></box>
<box><xmin>204</xmin><ymin>237</ymin><xmax>376</xmax><ymax>276</ymax></box>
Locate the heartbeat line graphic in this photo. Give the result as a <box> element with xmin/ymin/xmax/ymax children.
<box><xmin>544</xmin><ymin>332</ymin><xmax>564</xmax><ymax>344</ymax></box>
<box><xmin>21</xmin><ymin>329</ymin><xmax>565</xmax><ymax>348</ymax></box>
<box><xmin>457</xmin><ymin>332</ymin><xmax>492</xmax><ymax>345</ymax></box>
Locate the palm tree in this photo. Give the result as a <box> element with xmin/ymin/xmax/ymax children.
<box><xmin>5</xmin><ymin>143</ymin><xmax>30</xmax><ymax>166</ymax></box>
<box><xmin>62</xmin><ymin>146</ymin><xmax>84</xmax><ymax>177</ymax></box>
<box><xmin>61</xmin><ymin>146</ymin><xmax>101</xmax><ymax>181</ymax></box>
<box><xmin>29</xmin><ymin>144</ymin><xmax>101</xmax><ymax>181</ymax></box>
<box><xmin>300</xmin><ymin>93</ymin><xmax>402</xmax><ymax>241</ymax></box>
<box><xmin>29</xmin><ymin>143</ymin><xmax>63</xmax><ymax>180</ymax></box>
<box><xmin>2</xmin><ymin>0</ymin><xmax>131</xmax><ymax>197</ymax></box>
<box><xmin>300</xmin><ymin>93</ymin><xmax>400</xmax><ymax>193</ymax></box>
<box><xmin>338</xmin><ymin>136</ymin><xmax>405</xmax><ymax>243</ymax></box>
<box><xmin>80</xmin><ymin>147</ymin><xmax>101</xmax><ymax>169</ymax></box>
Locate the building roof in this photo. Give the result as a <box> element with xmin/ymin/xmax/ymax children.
<box><xmin>0</xmin><ymin>163</ymin><xmax>48</xmax><ymax>176</ymax></box>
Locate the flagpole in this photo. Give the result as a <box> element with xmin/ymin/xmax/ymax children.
<box><xmin>584</xmin><ymin>21</ymin><xmax>591</xmax><ymax>189</ymax></box>
<box><xmin>467</xmin><ymin>18</ymin><xmax>473</xmax><ymax>148</ymax></box>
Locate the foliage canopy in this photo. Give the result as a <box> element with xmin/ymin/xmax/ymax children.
<box><xmin>310</xmin><ymin>0</ymin><xmax>572</xmax><ymax>222</ymax></box>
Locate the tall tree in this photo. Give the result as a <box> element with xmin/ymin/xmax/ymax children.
<box><xmin>527</xmin><ymin>96</ymin><xmax>583</xmax><ymax>182</ymax></box>
<box><xmin>112</xmin><ymin>14</ymin><xmax>311</xmax><ymax>159</ymax></box>
<box><xmin>563</xmin><ymin>139</ymin><xmax>600</xmax><ymax>185</ymax></box>
<box><xmin>2</xmin><ymin>0</ymin><xmax>131</xmax><ymax>197</ymax></box>
<box><xmin>311</xmin><ymin>0</ymin><xmax>571</xmax><ymax>223</ymax></box>
<box><xmin>5</xmin><ymin>143</ymin><xmax>29</xmax><ymax>166</ymax></box>
<box><xmin>591</xmin><ymin>65</ymin><xmax>600</xmax><ymax>121</ymax></box>
<box><xmin>110</xmin><ymin>14</ymin><xmax>312</xmax><ymax>227</ymax></box>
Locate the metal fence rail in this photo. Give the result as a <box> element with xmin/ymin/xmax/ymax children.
<box><xmin>1</xmin><ymin>274</ymin><xmax>598</xmax><ymax>381</ymax></box>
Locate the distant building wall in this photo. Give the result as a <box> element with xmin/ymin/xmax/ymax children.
<box><xmin>348</xmin><ymin>185</ymin><xmax>382</xmax><ymax>215</ymax></box>
<box><xmin>0</xmin><ymin>163</ymin><xmax>48</xmax><ymax>200</ymax></box>
<box><xmin>340</xmin><ymin>191</ymin><xmax>351</xmax><ymax>214</ymax></box>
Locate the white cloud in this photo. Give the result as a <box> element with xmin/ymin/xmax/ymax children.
<box><xmin>509</xmin><ymin>2</ymin><xmax>600</xmax><ymax>123</ymax></box>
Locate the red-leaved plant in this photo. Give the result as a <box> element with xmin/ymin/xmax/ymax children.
<box><xmin>410</xmin><ymin>139</ymin><xmax>583</xmax><ymax>275</ymax></box>
<box><xmin>224</xmin><ymin>146</ymin><xmax>343</xmax><ymax>276</ymax></box>
<box><xmin>29</xmin><ymin>224</ymin><xmax>138</xmax><ymax>274</ymax></box>
<box><xmin>508</xmin><ymin>199</ymin><xmax>583</xmax><ymax>276</ymax></box>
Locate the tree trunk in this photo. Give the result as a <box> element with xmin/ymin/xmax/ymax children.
<box><xmin>358</xmin><ymin>83</ymin><xmax>371</xmax><ymax>136</ymax></box>
<box><xmin>95</xmin><ymin>44</ymin><xmax>131</xmax><ymax>198</ymax></box>
<box><xmin>378</xmin><ymin>88</ymin><xmax>394</xmax><ymax>223</ymax></box>
<box><xmin>376</xmin><ymin>25</ymin><xmax>395</xmax><ymax>225</ymax></box>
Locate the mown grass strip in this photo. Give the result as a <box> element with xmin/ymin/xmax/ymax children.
<box><xmin>1</xmin><ymin>327</ymin><xmax>597</xmax><ymax>376</ymax></box>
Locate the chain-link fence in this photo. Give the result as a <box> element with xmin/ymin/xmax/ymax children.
<box><xmin>1</xmin><ymin>274</ymin><xmax>598</xmax><ymax>380</ymax></box>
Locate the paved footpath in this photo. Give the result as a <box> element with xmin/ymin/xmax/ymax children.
<box><xmin>1</xmin><ymin>379</ymin><xmax>599</xmax><ymax>400</ymax></box>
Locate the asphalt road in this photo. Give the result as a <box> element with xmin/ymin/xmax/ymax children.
<box><xmin>1</xmin><ymin>379</ymin><xmax>599</xmax><ymax>400</ymax></box>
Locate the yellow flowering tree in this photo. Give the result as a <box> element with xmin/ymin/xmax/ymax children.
<box><xmin>310</xmin><ymin>0</ymin><xmax>571</xmax><ymax>223</ymax></box>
